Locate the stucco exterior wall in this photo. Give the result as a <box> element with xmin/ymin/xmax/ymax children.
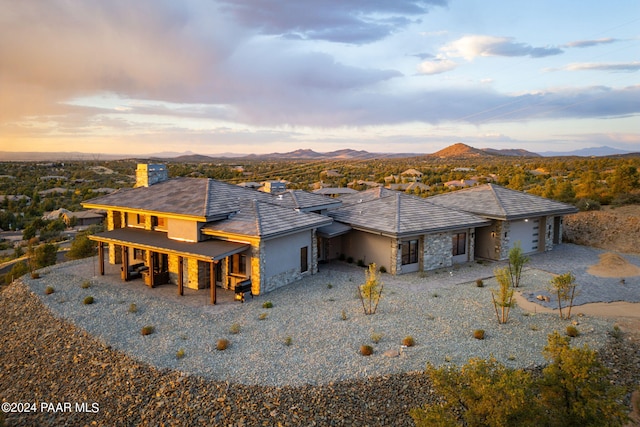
<box><xmin>167</xmin><ymin>218</ymin><xmax>200</xmax><ymax>242</ymax></box>
<box><xmin>260</xmin><ymin>231</ymin><xmax>314</xmax><ymax>294</ymax></box>
<box><xmin>342</xmin><ymin>230</ymin><xmax>393</xmax><ymax>272</ymax></box>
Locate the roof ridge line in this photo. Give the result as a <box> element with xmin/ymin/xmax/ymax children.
<box><xmin>253</xmin><ymin>199</ymin><xmax>263</xmax><ymax>236</ymax></box>
<box><xmin>395</xmin><ymin>192</ymin><xmax>401</xmax><ymax>234</ymax></box>
<box><xmin>488</xmin><ymin>183</ymin><xmax>508</xmax><ymax>217</ymax></box>
<box><xmin>203</xmin><ymin>179</ymin><xmax>211</xmax><ymax>217</ymax></box>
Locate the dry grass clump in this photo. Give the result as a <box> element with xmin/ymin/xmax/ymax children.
<box><xmin>360</xmin><ymin>345</ymin><xmax>374</xmax><ymax>356</ymax></box>
<box><xmin>44</xmin><ymin>286</ymin><xmax>55</xmax><ymax>295</ymax></box>
<box><xmin>402</xmin><ymin>336</ymin><xmax>415</xmax><ymax>347</ymax></box>
<box><xmin>217</xmin><ymin>339</ymin><xmax>230</xmax><ymax>351</ymax></box>
<box><xmin>141</xmin><ymin>325</ymin><xmax>154</xmax><ymax>336</ymax></box>
<box><xmin>473</xmin><ymin>329</ymin><xmax>485</xmax><ymax>340</ymax></box>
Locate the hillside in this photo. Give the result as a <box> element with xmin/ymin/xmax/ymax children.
<box><xmin>563</xmin><ymin>205</ymin><xmax>640</xmax><ymax>254</ymax></box>
<box><xmin>429</xmin><ymin>143</ymin><xmax>492</xmax><ymax>159</ymax></box>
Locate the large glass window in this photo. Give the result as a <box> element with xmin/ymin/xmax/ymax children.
<box><xmin>401</xmin><ymin>240</ymin><xmax>418</xmax><ymax>265</ymax></box>
<box><xmin>452</xmin><ymin>232</ymin><xmax>467</xmax><ymax>256</ymax></box>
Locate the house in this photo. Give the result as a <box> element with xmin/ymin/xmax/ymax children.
<box><xmin>82</xmin><ymin>165</ymin><xmax>332</xmax><ymax>303</ymax></box>
<box><xmin>444</xmin><ymin>179</ymin><xmax>477</xmax><ymax>189</ymax></box>
<box><xmin>400</xmin><ymin>168</ymin><xmax>423</xmax><ymax>182</ymax></box>
<box><xmin>312</xmin><ymin>187</ymin><xmax>358</xmax><ymax>197</ymax></box>
<box><xmin>326</xmin><ymin>187</ymin><xmax>491</xmax><ymax>274</ymax></box>
<box><xmin>427</xmin><ymin>183</ymin><xmax>578</xmax><ymax>260</ymax></box>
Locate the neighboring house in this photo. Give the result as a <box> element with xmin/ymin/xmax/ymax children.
<box><xmin>82</xmin><ymin>165</ymin><xmax>332</xmax><ymax>303</ymax></box>
<box><xmin>400</xmin><ymin>168</ymin><xmax>423</xmax><ymax>182</ymax></box>
<box><xmin>427</xmin><ymin>183</ymin><xmax>578</xmax><ymax>260</ymax></box>
<box><xmin>261</xmin><ymin>181</ymin><xmax>287</xmax><ymax>194</ymax></box>
<box><xmin>388</xmin><ymin>182</ymin><xmax>430</xmax><ymax>192</ymax></box>
<box><xmin>444</xmin><ymin>179</ymin><xmax>478</xmax><ymax>189</ymax></box>
<box><xmin>312</xmin><ymin>187</ymin><xmax>358</xmax><ymax>197</ymax></box>
<box><xmin>326</xmin><ymin>187</ymin><xmax>491</xmax><ymax>274</ymax></box>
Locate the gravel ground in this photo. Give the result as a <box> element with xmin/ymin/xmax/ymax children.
<box><xmin>19</xmin><ymin>245</ymin><xmax>618</xmax><ymax>387</ymax></box>
<box><xmin>2</xmin><ymin>243</ymin><xmax>639</xmax><ymax>426</ymax></box>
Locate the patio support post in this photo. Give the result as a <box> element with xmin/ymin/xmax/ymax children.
<box><xmin>147</xmin><ymin>251</ymin><xmax>155</xmax><ymax>288</ymax></box>
<box><xmin>98</xmin><ymin>242</ymin><xmax>104</xmax><ymax>276</ymax></box>
<box><xmin>210</xmin><ymin>261</ymin><xmax>216</xmax><ymax>305</ymax></box>
<box><xmin>121</xmin><ymin>246</ymin><xmax>129</xmax><ymax>281</ymax></box>
<box><xmin>178</xmin><ymin>256</ymin><xmax>184</xmax><ymax>296</ymax></box>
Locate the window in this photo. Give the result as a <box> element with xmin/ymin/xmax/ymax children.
<box><xmin>152</xmin><ymin>216</ymin><xmax>167</xmax><ymax>230</ymax></box>
<box><xmin>133</xmin><ymin>248</ymin><xmax>146</xmax><ymax>261</ymax></box>
<box><xmin>300</xmin><ymin>246</ymin><xmax>308</xmax><ymax>272</ymax></box>
<box><xmin>230</xmin><ymin>253</ymin><xmax>246</xmax><ymax>275</ymax></box>
<box><xmin>452</xmin><ymin>232</ymin><xmax>466</xmax><ymax>256</ymax></box>
<box><xmin>401</xmin><ymin>240</ymin><xmax>418</xmax><ymax>265</ymax></box>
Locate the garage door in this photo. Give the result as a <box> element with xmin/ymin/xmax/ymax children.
<box><xmin>509</xmin><ymin>219</ymin><xmax>539</xmax><ymax>253</ymax></box>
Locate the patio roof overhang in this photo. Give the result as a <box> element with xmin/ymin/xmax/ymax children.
<box><xmin>89</xmin><ymin>228</ymin><xmax>249</xmax><ymax>261</ymax></box>
<box><xmin>317</xmin><ymin>221</ymin><xmax>351</xmax><ymax>238</ymax></box>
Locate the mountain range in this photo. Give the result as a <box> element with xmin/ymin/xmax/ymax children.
<box><xmin>0</xmin><ymin>144</ymin><xmax>635</xmax><ymax>162</ymax></box>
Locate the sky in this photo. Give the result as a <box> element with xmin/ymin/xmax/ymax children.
<box><xmin>0</xmin><ymin>0</ymin><xmax>639</xmax><ymax>156</ymax></box>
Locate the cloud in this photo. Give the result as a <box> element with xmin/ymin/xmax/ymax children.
<box><xmin>443</xmin><ymin>35</ymin><xmax>563</xmax><ymax>60</ymax></box>
<box><xmin>563</xmin><ymin>62</ymin><xmax>640</xmax><ymax>72</ymax></box>
<box><xmin>217</xmin><ymin>0</ymin><xmax>448</xmax><ymax>44</ymax></box>
<box><xmin>417</xmin><ymin>58</ymin><xmax>458</xmax><ymax>74</ymax></box>
<box><xmin>563</xmin><ymin>38</ymin><xmax>617</xmax><ymax>48</ymax></box>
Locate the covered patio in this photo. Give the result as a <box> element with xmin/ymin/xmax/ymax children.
<box><xmin>90</xmin><ymin>228</ymin><xmax>249</xmax><ymax>304</ymax></box>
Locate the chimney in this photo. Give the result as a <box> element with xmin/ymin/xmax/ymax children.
<box><xmin>135</xmin><ymin>163</ymin><xmax>168</xmax><ymax>188</ymax></box>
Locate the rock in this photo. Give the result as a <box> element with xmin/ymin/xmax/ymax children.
<box><xmin>383</xmin><ymin>349</ymin><xmax>400</xmax><ymax>358</ymax></box>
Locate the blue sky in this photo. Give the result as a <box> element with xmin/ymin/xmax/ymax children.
<box><xmin>0</xmin><ymin>0</ymin><xmax>638</xmax><ymax>155</ymax></box>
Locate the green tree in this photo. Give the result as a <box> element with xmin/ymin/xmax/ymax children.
<box><xmin>411</xmin><ymin>358</ymin><xmax>536</xmax><ymax>427</ymax></box>
<box><xmin>358</xmin><ymin>263</ymin><xmax>384</xmax><ymax>315</ymax></box>
<box><xmin>508</xmin><ymin>241</ymin><xmax>529</xmax><ymax>288</ymax></box>
<box><xmin>549</xmin><ymin>271</ymin><xmax>578</xmax><ymax>319</ymax></box>
<box><xmin>537</xmin><ymin>332</ymin><xmax>627</xmax><ymax>427</ymax></box>
<box><xmin>33</xmin><ymin>243</ymin><xmax>57</xmax><ymax>269</ymax></box>
<box><xmin>66</xmin><ymin>233</ymin><xmax>97</xmax><ymax>260</ymax></box>
<box><xmin>491</xmin><ymin>267</ymin><xmax>514</xmax><ymax>324</ymax></box>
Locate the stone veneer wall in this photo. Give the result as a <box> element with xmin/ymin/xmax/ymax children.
<box><xmin>107</xmin><ymin>210</ymin><xmax>123</xmax><ymax>264</ymax></box>
<box><xmin>423</xmin><ymin>232</ymin><xmax>453</xmax><ymax>270</ymax></box>
<box><xmin>186</xmin><ymin>258</ymin><xmax>202</xmax><ymax>289</ymax></box>
<box><xmin>390</xmin><ymin>238</ymin><xmax>400</xmax><ymax>275</ymax></box>
<box><xmin>495</xmin><ymin>220</ymin><xmax>511</xmax><ymax>260</ymax></box>
<box><xmin>168</xmin><ymin>254</ymin><xmax>180</xmax><ymax>285</ymax></box>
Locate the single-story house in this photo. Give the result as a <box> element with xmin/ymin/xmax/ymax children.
<box><xmin>426</xmin><ymin>183</ymin><xmax>578</xmax><ymax>260</ymax></box>
<box><xmin>82</xmin><ymin>164</ymin><xmax>333</xmax><ymax>303</ymax></box>
<box><xmin>326</xmin><ymin>187</ymin><xmax>491</xmax><ymax>274</ymax></box>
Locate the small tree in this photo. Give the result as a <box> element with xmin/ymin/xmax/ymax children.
<box><xmin>358</xmin><ymin>263</ymin><xmax>383</xmax><ymax>315</ymax></box>
<box><xmin>491</xmin><ymin>267</ymin><xmax>515</xmax><ymax>324</ymax></box>
<box><xmin>67</xmin><ymin>233</ymin><xmax>97</xmax><ymax>259</ymax></box>
<box><xmin>508</xmin><ymin>241</ymin><xmax>529</xmax><ymax>288</ymax></box>
<box><xmin>410</xmin><ymin>358</ymin><xmax>536</xmax><ymax>427</ymax></box>
<box><xmin>33</xmin><ymin>243</ymin><xmax>57</xmax><ymax>270</ymax></box>
<box><xmin>549</xmin><ymin>272</ymin><xmax>578</xmax><ymax>319</ymax></box>
<box><xmin>538</xmin><ymin>331</ymin><xmax>627</xmax><ymax>426</ymax></box>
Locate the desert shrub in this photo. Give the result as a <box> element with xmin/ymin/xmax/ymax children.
<box><xmin>346</xmin><ymin>256</ymin><xmax>354</xmax><ymax>264</ymax></box>
<box><xmin>609</xmin><ymin>324</ymin><xmax>623</xmax><ymax>340</ymax></box>
<box><xmin>327</xmin><ymin>283</ymin><xmax>333</xmax><ymax>289</ymax></box>
<box><xmin>81</xmin><ymin>280</ymin><xmax>91</xmax><ymax>289</ymax></box>
<box><xmin>338</xmin><ymin>253</ymin><xmax>346</xmax><ymax>261</ymax></box>
<box><xmin>66</xmin><ymin>233</ymin><xmax>97</xmax><ymax>259</ymax></box>
<box><xmin>176</xmin><ymin>348</ymin><xmax>185</xmax><ymax>359</ymax></box>
<box><xmin>474</xmin><ymin>329</ymin><xmax>485</xmax><ymax>340</ymax></box>
<box><xmin>83</xmin><ymin>296</ymin><xmax>94</xmax><ymax>305</ymax></box>
<box><xmin>411</xmin><ymin>357</ymin><xmax>535</xmax><ymax>427</ymax></box>
<box><xmin>30</xmin><ymin>272</ymin><xmax>40</xmax><ymax>279</ymax></box>
<box><xmin>379</xmin><ymin>265</ymin><xmax>387</xmax><ymax>273</ymax></box>
<box><xmin>5</xmin><ymin>261</ymin><xmax>29</xmax><ymax>284</ymax></box>
<box><xmin>476</xmin><ymin>279</ymin><xmax>484</xmax><ymax>287</ymax></box>
<box><xmin>576</xmin><ymin>198</ymin><xmax>601</xmax><ymax>211</ymax></box>
<box><xmin>262</xmin><ymin>301</ymin><xmax>273</xmax><ymax>309</ymax></box>
<box><xmin>216</xmin><ymin>339</ymin><xmax>229</xmax><ymax>351</ymax></box>
<box><xmin>128</xmin><ymin>303</ymin><xmax>138</xmax><ymax>313</ymax></box>
<box><xmin>229</xmin><ymin>323</ymin><xmax>241</xmax><ymax>334</ymax></box>
<box><xmin>402</xmin><ymin>336</ymin><xmax>415</xmax><ymax>347</ymax></box>
<box><xmin>258</xmin><ymin>312</ymin><xmax>268</xmax><ymax>320</ymax></box>
<box><xmin>141</xmin><ymin>325</ymin><xmax>154</xmax><ymax>336</ymax></box>
<box><xmin>341</xmin><ymin>309</ymin><xmax>348</xmax><ymax>321</ymax></box>
<box><xmin>44</xmin><ymin>286</ymin><xmax>55</xmax><ymax>295</ymax></box>
<box><xmin>360</xmin><ymin>345</ymin><xmax>373</xmax><ymax>356</ymax></box>
<box><xmin>357</xmin><ymin>259</ymin><xmax>365</xmax><ymax>267</ymax></box>
<box><xmin>283</xmin><ymin>336</ymin><xmax>292</xmax><ymax>346</ymax></box>
<box><xmin>32</xmin><ymin>243</ymin><xmax>57</xmax><ymax>270</ymax></box>
<box><xmin>370</xmin><ymin>333</ymin><xmax>383</xmax><ymax>344</ymax></box>
<box><xmin>566</xmin><ymin>325</ymin><xmax>579</xmax><ymax>337</ymax></box>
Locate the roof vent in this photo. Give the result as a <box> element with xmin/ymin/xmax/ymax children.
<box><xmin>277</xmin><ymin>194</ymin><xmax>284</xmax><ymax>200</ymax></box>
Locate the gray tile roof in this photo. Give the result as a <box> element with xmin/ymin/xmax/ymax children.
<box><xmin>270</xmin><ymin>190</ymin><xmax>341</xmax><ymax>212</ymax></box>
<box><xmin>427</xmin><ymin>183</ymin><xmax>578</xmax><ymax>220</ymax></box>
<box><xmin>83</xmin><ymin>178</ymin><xmax>274</xmax><ymax>219</ymax></box>
<box><xmin>202</xmin><ymin>200</ymin><xmax>332</xmax><ymax>239</ymax></box>
<box><xmin>329</xmin><ymin>188</ymin><xmax>490</xmax><ymax>237</ymax></box>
